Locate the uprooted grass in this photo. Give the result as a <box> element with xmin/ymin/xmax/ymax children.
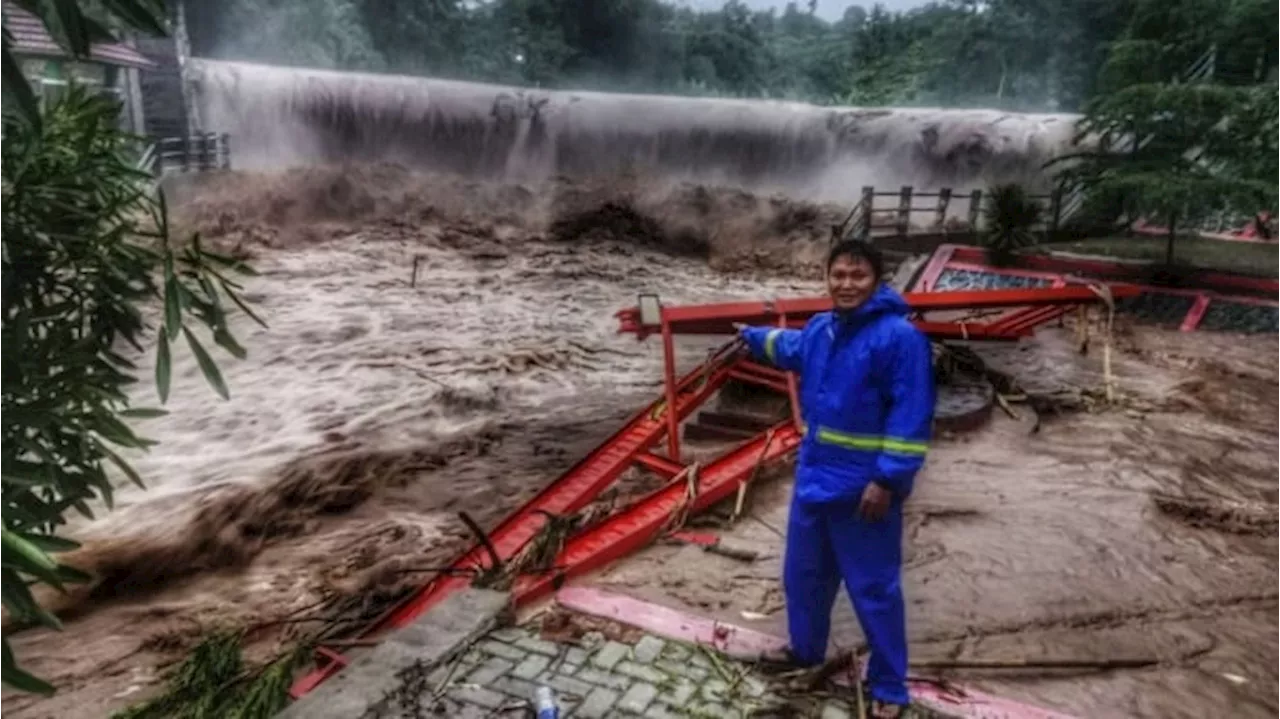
<box><xmin>111</xmin><ymin>632</ymin><xmax>311</xmax><ymax>719</ymax></box>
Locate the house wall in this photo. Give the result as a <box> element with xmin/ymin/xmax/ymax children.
<box><xmin>16</xmin><ymin>55</ymin><xmax>149</xmax><ymax>134</ymax></box>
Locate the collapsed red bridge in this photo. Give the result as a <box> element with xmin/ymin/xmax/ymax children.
<box><xmin>289</xmin><ymin>283</ymin><xmax>1137</xmax><ymax>699</ymax></box>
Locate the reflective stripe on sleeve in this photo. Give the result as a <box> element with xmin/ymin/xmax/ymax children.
<box><xmin>811</xmin><ymin>426</ymin><xmax>929</xmax><ymax>455</ymax></box>
<box><xmin>764</xmin><ymin>329</ymin><xmax>783</xmax><ymax>364</ymax></box>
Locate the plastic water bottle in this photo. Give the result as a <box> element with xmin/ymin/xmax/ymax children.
<box><xmin>533</xmin><ymin>685</ymin><xmax>559</xmax><ymax>719</ymax></box>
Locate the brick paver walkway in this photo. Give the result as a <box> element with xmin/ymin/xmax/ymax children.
<box><xmin>427</xmin><ymin>623</ymin><xmax>863</xmax><ymax>718</ymax></box>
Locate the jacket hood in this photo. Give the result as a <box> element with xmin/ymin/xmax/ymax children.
<box><xmin>837</xmin><ymin>283</ymin><xmax>911</xmax><ymax>321</ymax></box>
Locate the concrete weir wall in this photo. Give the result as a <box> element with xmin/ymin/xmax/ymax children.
<box><xmin>280</xmin><ymin>589</ymin><xmax>510</xmax><ymax>719</ymax></box>
<box><xmin>187</xmin><ymin>59</ymin><xmax>1079</xmax><ymax>201</ymax></box>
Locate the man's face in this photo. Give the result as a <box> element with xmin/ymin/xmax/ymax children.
<box><xmin>827</xmin><ymin>254</ymin><xmax>877</xmax><ymax>311</ymax></box>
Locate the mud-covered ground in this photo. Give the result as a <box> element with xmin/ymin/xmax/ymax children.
<box><xmin>3</xmin><ymin>166</ymin><xmax>835</xmax><ymax>718</ymax></box>
<box><xmin>593</xmin><ymin>327</ymin><xmax>1279</xmax><ymax>719</ymax></box>
<box><xmin>4</xmin><ymin>165</ymin><xmax>1276</xmax><ymax>719</ymax></box>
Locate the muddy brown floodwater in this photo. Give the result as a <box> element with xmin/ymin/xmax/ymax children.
<box><xmin>3</xmin><ymin>165</ymin><xmax>1276</xmax><ymax>719</ymax></box>
<box><xmin>2</xmin><ymin>165</ymin><xmax>834</xmax><ymax>718</ymax></box>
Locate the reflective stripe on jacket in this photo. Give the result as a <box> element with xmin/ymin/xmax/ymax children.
<box><xmin>742</xmin><ymin>284</ymin><xmax>935</xmax><ymax>503</ymax></box>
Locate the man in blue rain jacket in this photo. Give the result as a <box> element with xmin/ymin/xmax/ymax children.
<box><xmin>738</xmin><ymin>240</ymin><xmax>934</xmax><ymax>718</ymax></box>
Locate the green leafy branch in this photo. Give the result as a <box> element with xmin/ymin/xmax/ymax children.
<box><xmin>2</xmin><ymin>85</ymin><xmax>263</xmax><ymax>695</ymax></box>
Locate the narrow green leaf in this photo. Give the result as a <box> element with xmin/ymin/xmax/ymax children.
<box><xmin>119</xmin><ymin>407</ymin><xmax>168</xmax><ymax>419</ymax></box>
<box><xmin>54</xmin><ymin>563</ymin><xmax>92</xmax><ymax>584</ymax></box>
<box><xmin>46</xmin><ymin>0</ymin><xmax>94</xmax><ymax>56</ymax></box>
<box><xmin>1</xmin><ymin>569</ymin><xmax>44</xmax><ymax>622</ymax></box>
<box><xmin>1</xmin><ymin>528</ymin><xmax>65</xmax><ymax>590</ymax></box>
<box><xmin>2</xmin><ymin>460</ymin><xmax>58</xmax><ymax>488</ymax></box>
<box><xmin>15</xmin><ymin>533</ymin><xmax>80</xmax><ymax>554</ymax></box>
<box><xmin>222</xmin><ymin>280</ymin><xmax>268</xmax><ymax>328</ymax></box>
<box><xmin>2</xmin><ymin>640</ymin><xmax>57</xmax><ymax>696</ymax></box>
<box><xmin>96</xmin><ymin>476</ymin><xmax>115</xmax><ymax>510</ymax></box>
<box><xmin>90</xmin><ymin>411</ymin><xmax>146</xmax><ymax>449</ymax></box>
<box><xmin>156</xmin><ymin>186</ymin><xmax>170</xmax><ymax>238</ymax></box>
<box><xmin>182</xmin><ymin>327</ymin><xmax>230</xmax><ymax>400</ymax></box>
<box><xmin>101</xmin><ymin>444</ymin><xmax>146</xmax><ymax>490</ymax></box>
<box><xmin>71</xmin><ymin>499</ymin><xmax>95</xmax><ymax>521</ymax></box>
<box><xmin>0</xmin><ymin>565</ymin><xmax>61</xmax><ymax>626</ymax></box>
<box><xmin>155</xmin><ymin>332</ymin><xmax>171</xmax><ymax>403</ymax></box>
<box><xmin>213</xmin><ymin>327</ymin><xmax>247</xmax><ymax>360</ymax></box>
<box><xmin>1</xmin><ymin>40</ymin><xmax>40</xmax><ymax>132</ymax></box>
<box><xmin>163</xmin><ymin>253</ymin><xmax>182</xmax><ymax>341</ymax></box>
<box><xmin>104</xmin><ymin>351</ymin><xmax>138</xmax><ymax>370</ymax></box>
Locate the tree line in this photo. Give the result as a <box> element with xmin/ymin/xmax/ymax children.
<box><xmin>185</xmin><ymin>0</ymin><xmax>1274</xmax><ymax>111</ymax></box>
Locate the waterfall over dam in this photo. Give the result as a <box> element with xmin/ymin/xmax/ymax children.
<box><xmin>189</xmin><ymin>59</ymin><xmax>1080</xmax><ymax>201</ymax></box>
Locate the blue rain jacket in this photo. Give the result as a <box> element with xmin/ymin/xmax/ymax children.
<box><xmin>741</xmin><ymin>283</ymin><xmax>935</xmax><ymax>504</ymax></box>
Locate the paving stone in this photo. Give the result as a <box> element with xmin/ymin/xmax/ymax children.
<box><xmin>540</xmin><ymin>670</ymin><xmax>596</xmax><ymax>699</ymax></box>
<box><xmin>513</xmin><ymin>634</ymin><xmax>562</xmax><ymax>657</ymax></box>
<box><xmin>660</xmin><ymin>642</ymin><xmax>693</xmax><ymax>663</ymax></box>
<box><xmin>821</xmin><ymin>702</ymin><xmax>853</xmax><ymax>719</ymax></box>
<box><xmin>480</xmin><ymin>638</ymin><xmax>528</xmax><ymax>662</ymax></box>
<box><xmin>562</xmin><ymin>646</ymin><xmax>592</xmax><ymax>666</ymax></box>
<box><xmin>591</xmin><ymin>640</ymin><xmax>631</xmax><ymax>670</ymax></box>
<box><xmin>575</xmin><ymin>666</ymin><xmax>633</xmax><ymax>690</ymax></box>
<box><xmin>655</xmin><ymin>659</ymin><xmax>708</xmax><ymax>681</ymax></box>
<box><xmin>656</xmin><ymin>677</ymin><xmax>699</xmax><ymax>707</ymax></box>
<box><xmin>617</xmin><ymin>681</ymin><xmax>659</xmax><ymax>714</ymax></box>
<box><xmin>438</xmin><ymin>702</ymin><xmax>494</xmax><ymax>719</ymax></box>
<box><xmin>490</xmin><ymin>674</ymin><xmax>537</xmax><ymax>700</ymax></box>
<box><xmin>555</xmin><ymin>661</ymin><xmax>582</xmax><ymax>677</ymax></box>
<box><xmin>615</xmin><ymin>660</ymin><xmax>669</xmax><ymax>684</ymax></box>
<box><xmin>489</xmin><ymin>626</ymin><xmax>527</xmax><ymax>643</ymax></box>
<box><xmin>688</xmin><ymin>650</ymin><xmax>713</xmax><ymax>669</ymax></box>
<box><xmin>425</xmin><ymin>663</ymin><xmax>454</xmax><ymax>686</ymax></box>
<box><xmin>632</xmin><ymin>635</ymin><xmax>667</xmax><ymax>663</ymax></box>
<box><xmin>577</xmin><ymin>686</ymin><xmax>621</xmax><ymax>718</ymax></box>
<box><xmin>685</xmin><ymin>701</ymin><xmax>742</xmax><ymax>718</ymax></box>
<box><xmin>447</xmin><ymin>685</ymin><xmax>507</xmax><ymax>710</ymax></box>
<box><xmin>643</xmin><ymin>701</ymin><xmax>685</xmax><ymax>718</ymax></box>
<box><xmin>701</xmin><ymin>678</ymin><xmax>730</xmax><ymax>703</ymax></box>
<box><xmin>510</xmin><ymin>653</ymin><xmax>552</xmax><ymax>681</ymax></box>
<box><xmin>465</xmin><ymin>655</ymin><xmax>514</xmax><ymax>685</ymax></box>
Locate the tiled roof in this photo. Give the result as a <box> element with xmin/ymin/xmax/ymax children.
<box><xmin>3</xmin><ymin>1</ymin><xmax>154</xmax><ymax>68</ymax></box>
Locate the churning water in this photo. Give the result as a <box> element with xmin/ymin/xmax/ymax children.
<box><xmin>190</xmin><ymin>59</ymin><xmax>1079</xmax><ymax>198</ymax></box>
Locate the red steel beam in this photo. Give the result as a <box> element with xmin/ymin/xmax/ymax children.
<box><xmin>620</xmin><ymin>317</ymin><xmax>1032</xmax><ymax>341</ymax></box>
<box><xmin>728</xmin><ymin>369</ymin><xmax>791</xmax><ymax>393</ymax></box>
<box><xmin>616</xmin><ymin>285</ymin><xmax>1139</xmax><ymax>339</ymax></box>
<box><xmin>513</xmin><ymin>422</ymin><xmax>802</xmax><ymax>604</ymax></box>
<box><xmin>289</xmin><ymin>346</ymin><xmax>742</xmax><ymax>698</ymax></box>
<box><xmin>988</xmin><ymin>305</ymin><xmax>1071</xmax><ymax>335</ymax></box>
<box><xmin>634</xmin><ymin>452</ymin><xmax>684</xmax><ymax>479</ymax></box>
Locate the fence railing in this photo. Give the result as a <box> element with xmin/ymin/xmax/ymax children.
<box><xmin>834</xmin><ymin>185</ymin><xmax>1064</xmax><ymax>244</ymax></box>
<box><xmin>151</xmin><ymin>133</ymin><xmax>232</xmax><ymax>175</ymax></box>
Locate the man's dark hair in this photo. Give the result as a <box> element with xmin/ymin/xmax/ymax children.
<box><xmin>827</xmin><ymin>239</ymin><xmax>884</xmax><ymax>280</ymax></box>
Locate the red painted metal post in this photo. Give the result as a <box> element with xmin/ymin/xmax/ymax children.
<box><xmin>1180</xmin><ymin>294</ymin><xmax>1212</xmax><ymax>332</ymax></box>
<box><xmin>661</xmin><ymin>312</ymin><xmax>681</xmax><ymax>463</ymax></box>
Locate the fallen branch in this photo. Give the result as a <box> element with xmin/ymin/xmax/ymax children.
<box><xmin>458</xmin><ymin>511</ymin><xmax>505</xmax><ymax>587</ymax></box>
<box><xmin>911</xmin><ymin>656</ymin><xmax>1159</xmax><ymax>671</ymax></box>
<box><xmin>704</xmin><ymin>542</ymin><xmax>760</xmax><ymax>562</ymax></box>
